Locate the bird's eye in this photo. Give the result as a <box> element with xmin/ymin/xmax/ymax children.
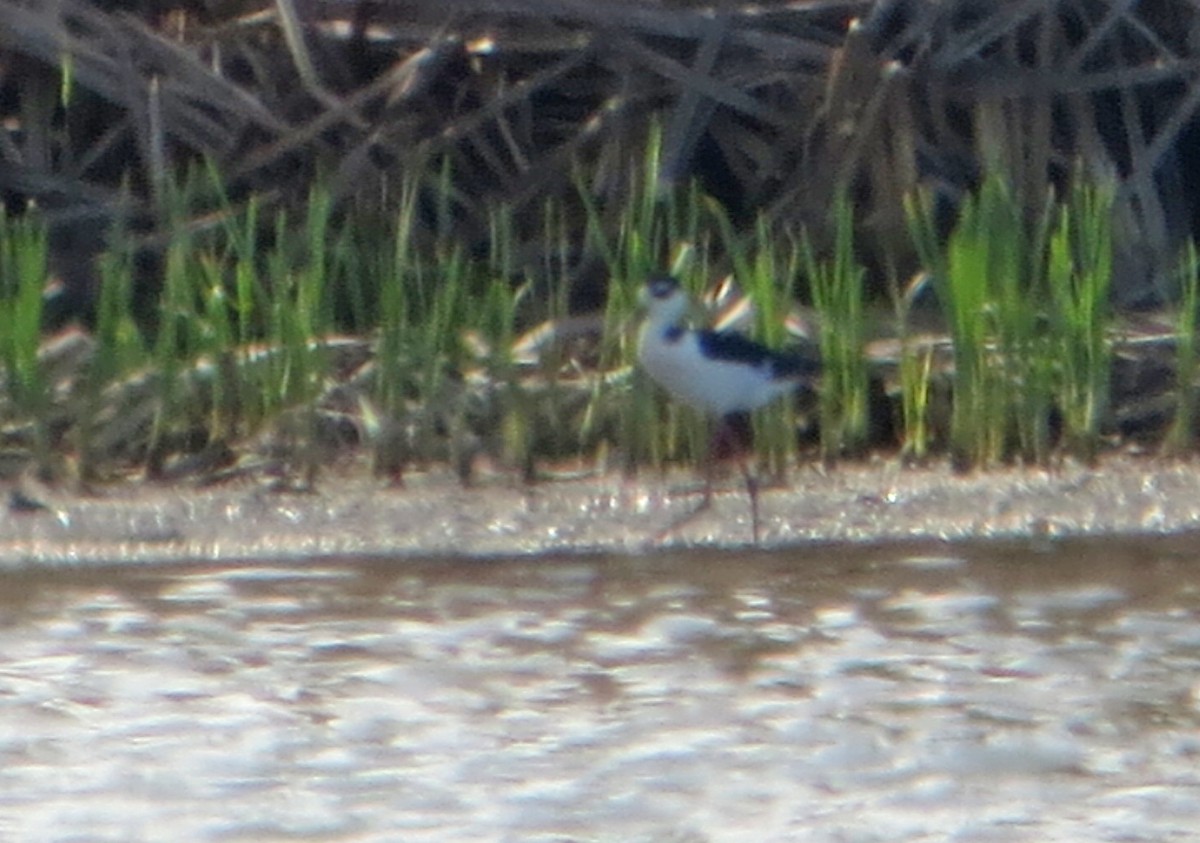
<box><xmin>647</xmin><ymin>276</ymin><xmax>678</xmax><ymax>299</ymax></box>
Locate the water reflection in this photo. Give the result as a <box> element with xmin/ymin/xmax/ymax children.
<box><xmin>2</xmin><ymin>537</ymin><xmax>1200</xmax><ymax>840</ymax></box>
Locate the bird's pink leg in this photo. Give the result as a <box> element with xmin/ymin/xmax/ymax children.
<box><xmin>650</xmin><ymin>417</ymin><xmax>761</xmax><ymax>545</ymax></box>
<box><xmin>703</xmin><ymin>418</ymin><xmax>733</xmax><ymax>507</ymax></box>
<box><xmin>739</xmin><ymin>459</ymin><xmax>760</xmax><ymax>544</ymax></box>
<box><xmin>712</xmin><ymin>416</ymin><xmax>760</xmax><ymax>544</ymax></box>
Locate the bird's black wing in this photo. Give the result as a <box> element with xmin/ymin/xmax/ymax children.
<box><xmin>697</xmin><ymin>330</ymin><xmax>821</xmax><ymax>379</ymax></box>
<box><xmin>696</xmin><ymin>329</ymin><xmax>773</xmax><ymax>365</ymax></box>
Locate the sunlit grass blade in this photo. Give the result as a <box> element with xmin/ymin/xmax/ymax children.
<box><xmin>1167</xmin><ymin>241</ymin><xmax>1199</xmax><ymax>454</ymax></box>
<box><xmin>887</xmin><ymin>271</ymin><xmax>935</xmax><ymax>461</ymax></box>
<box><xmin>78</xmin><ymin>225</ymin><xmax>148</xmax><ymax>479</ymax></box>
<box><xmin>805</xmin><ymin>195</ymin><xmax>869</xmax><ymax>462</ymax></box>
<box><xmin>998</xmin><ymin>186</ymin><xmax>1054</xmax><ymax>465</ymax></box>
<box><xmin>1048</xmin><ymin>176</ymin><xmax>1114</xmax><ymax>461</ymax></box>
<box><xmin>376</xmin><ymin>175</ymin><xmax>418</xmax><ymax>421</ymax></box>
<box><xmin>899</xmin><ymin>342</ymin><xmax>934</xmax><ymax>460</ymax></box>
<box><xmin>0</xmin><ymin>210</ymin><xmax>52</xmax><ymax>472</ymax></box>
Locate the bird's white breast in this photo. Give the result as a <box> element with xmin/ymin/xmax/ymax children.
<box><xmin>638</xmin><ymin>326</ymin><xmax>792</xmax><ymax>417</ymax></box>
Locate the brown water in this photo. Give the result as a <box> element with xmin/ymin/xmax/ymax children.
<box><xmin>2</xmin><ymin>537</ymin><xmax>1200</xmax><ymax>842</ymax></box>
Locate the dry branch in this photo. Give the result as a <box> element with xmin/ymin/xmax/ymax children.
<box><xmin>1</xmin><ymin>0</ymin><xmax>1200</xmax><ymax>303</ymax></box>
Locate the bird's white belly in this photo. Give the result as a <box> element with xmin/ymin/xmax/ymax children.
<box><xmin>639</xmin><ymin>331</ymin><xmax>787</xmax><ymax>416</ymax></box>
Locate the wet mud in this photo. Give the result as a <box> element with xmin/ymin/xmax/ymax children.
<box><xmin>3</xmin><ymin>455</ymin><xmax>1200</xmax><ymax>567</ymax></box>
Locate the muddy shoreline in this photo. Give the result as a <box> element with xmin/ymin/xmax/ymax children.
<box><xmin>2</xmin><ymin>455</ymin><xmax>1199</xmax><ymax>568</ymax></box>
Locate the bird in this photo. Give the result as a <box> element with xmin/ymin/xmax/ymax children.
<box><xmin>637</xmin><ymin>274</ymin><xmax>820</xmax><ymax>542</ymax></box>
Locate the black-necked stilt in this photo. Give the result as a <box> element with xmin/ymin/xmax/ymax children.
<box><xmin>637</xmin><ymin>275</ymin><xmax>820</xmax><ymax>542</ymax></box>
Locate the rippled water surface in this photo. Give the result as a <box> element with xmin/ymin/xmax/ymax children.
<box><xmin>3</xmin><ymin>536</ymin><xmax>1200</xmax><ymax>841</ymax></box>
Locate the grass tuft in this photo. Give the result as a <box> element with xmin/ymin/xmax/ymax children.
<box><xmin>1047</xmin><ymin>176</ymin><xmax>1114</xmax><ymax>461</ymax></box>
<box><xmin>0</xmin><ymin>209</ymin><xmax>51</xmax><ymax>474</ymax></box>
<box><xmin>804</xmin><ymin>196</ymin><xmax>869</xmax><ymax>462</ymax></box>
<box><xmin>908</xmin><ymin>173</ymin><xmax>1048</xmax><ymax>468</ymax></box>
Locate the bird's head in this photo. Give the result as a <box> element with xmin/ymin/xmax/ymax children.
<box><xmin>641</xmin><ymin>275</ymin><xmax>689</xmax><ymax>326</ymax></box>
